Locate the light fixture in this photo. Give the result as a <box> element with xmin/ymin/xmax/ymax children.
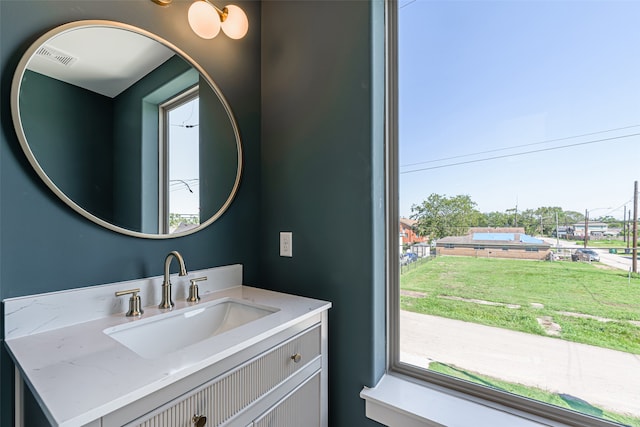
<box><xmin>188</xmin><ymin>0</ymin><xmax>221</xmax><ymax>39</ymax></box>
<box><xmin>217</xmin><ymin>4</ymin><xmax>249</xmax><ymax>39</ymax></box>
<box><xmin>150</xmin><ymin>0</ymin><xmax>248</xmax><ymax>40</ymax></box>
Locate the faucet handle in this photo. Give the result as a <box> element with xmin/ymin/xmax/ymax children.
<box><xmin>115</xmin><ymin>288</ymin><xmax>144</xmax><ymax>317</ymax></box>
<box><xmin>187</xmin><ymin>277</ymin><xmax>207</xmax><ymax>302</ymax></box>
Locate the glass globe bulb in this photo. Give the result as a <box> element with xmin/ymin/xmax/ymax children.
<box><xmin>221</xmin><ymin>5</ymin><xmax>249</xmax><ymax>39</ymax></box>
<box><xmin>188</xmin><ymin>1</ymin><xmax>221</xmax><ymax>39</ymax></box>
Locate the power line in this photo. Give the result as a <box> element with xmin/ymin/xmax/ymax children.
<box><xmin>399</xmin><ymin>0</ymin><xmax>417</xmax><ymax>9</ymax></box>
<box><xmin>594</xmin><ymin>199</ymin><xmax>634</xmax><ymax>219</ymax></box>
<box><xmin>401</xmin><ymin>124</ymin><xmax>640</xmax><ymax>168</ymax></box>
<box><xmin>400</xmin><ymin>132</ymin><xmax>640</xmax><ymax>174</ymax></box>
<box><xmin>169</xmin><ymin>179</ymin><xmax>199</xmax><ymax>193</ymax></box>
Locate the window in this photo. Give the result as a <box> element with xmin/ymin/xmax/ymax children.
<box><xmin>391</xmin><ymin>1</ymin><xmax>640</xmax><ymax>426</ymax></box>
<box><xmin>159</xmin><ymin>87</ymin><xmax>200</xmax><ymax>234</ymax></box>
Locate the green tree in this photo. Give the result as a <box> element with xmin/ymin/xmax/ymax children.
<box><xmin>596</xmin><ymin>215</ymin><xmax>623</xmax><ymax>229</ymax></box>
<box><xmin>169</xmin><ymin>213</ymin><xmax>199</xmax><ymax>229</ymax></box>
<box><xmin>482</xmin><ymin>211</ymin><xmax>516</xmax><ymax>228</ymax></box>
<box><xmin>518</xmin><ymin>209</ymin><xmax>539</xmax><ymax>236</ymax></box>
<box><xmin>561</xmin><ymin>210</ymin><xmax>584</xmax><ymax>226</ymax></box>
<box><xmin>533</xmin><ymin>206</ymin><xmax>564</xmax><ymax>236</ymax></box>
<box><xmin>411</xmin><ymin>194</ymin><xmax>482</xmax><ymax>239</ymax></box>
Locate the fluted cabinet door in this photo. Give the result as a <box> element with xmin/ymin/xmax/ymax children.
<box><xmin>130</xmin><ymin>325</ymin><xmax>322</xmax><ymax>427</ymax></box>
<box><xmin>252</xmin><ymin>372</ymin><xmax>321</xmax><ymax>427</ymax></box>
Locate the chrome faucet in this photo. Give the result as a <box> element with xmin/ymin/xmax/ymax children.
<box><xmin>159</xmin><ymin>251</ymin><xmax>187</xmax><ymax>309</ymax></box>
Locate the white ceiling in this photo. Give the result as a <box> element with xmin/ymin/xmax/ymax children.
<box><xmin>26</xmin><ymin>26</ymin><xmax>176</xmax><ymax>98</ymax></box>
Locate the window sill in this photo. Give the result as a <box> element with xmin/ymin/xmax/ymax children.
<box><xmin>360</xmin><ymin>374</ymin><xmax>569</xmax><ymax>427</ymax></box>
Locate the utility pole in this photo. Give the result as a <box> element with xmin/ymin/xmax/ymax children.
<box><xmin>556</xmin><ymin>211</ymin><xmax>560</xmax><ymax>248</ymax></box>
<box><xmin>584</xmin><ymin>209</ymin><xmax>589</xmax><ymax>249</ymax></box>
<box><xmin>633</xmin><ymin>181</ymin><xmax>638</xmax><ymax>274</ymax></box>
<box><xmin>540</xmin><ymin>215</ymin><xmax>544</xmax><ymax>236</ymax></box>
<box><xmin>628</xmin><ymin>210</ymin><xmax>632</xmax><ymax>250</ymax></box>
<box><xmin>623</xmin><ymin>205</ymin><xmax>627</xmax><ymax>243</ymax></box>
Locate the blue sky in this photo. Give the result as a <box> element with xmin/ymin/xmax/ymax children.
<box><xmin>169</xmin><ymin>97</ymin><xmax>200</xmax><ymax>216</ymax></box>
<box><xmin>398</xmin><ymin>0</ymin><xmax>640</xmax><ymax>220</ymax></box>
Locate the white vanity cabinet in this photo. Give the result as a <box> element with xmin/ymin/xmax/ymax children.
<box><xmin>4</xmin><ymin>266</ymin><xmax>331</xmax><ymax>427</ymax></box>
<box><xmin>103</xmin><ymin>313</ymin><xmax>328</xmax><ymax>427</ymax></box>
<box><xmin>250</xmin><ymin>371</ymin><xmax>322</xmax><ymax>427</ymax></box>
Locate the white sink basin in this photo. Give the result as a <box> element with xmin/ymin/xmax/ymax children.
<box><xmin>104</xmin><ymin>298</ymin><xmax>279</xmax><ymax>358</ymax></box>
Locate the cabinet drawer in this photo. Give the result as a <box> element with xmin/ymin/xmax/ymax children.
<box><xmin>132</xmin><ymin>324</ymin><xmax>321</xmax><ymax>427</ymax></box>
<box><xmin>253</xmin><ymin>372</ymin><xmax>321</xmax><ymax>427</ymax></box>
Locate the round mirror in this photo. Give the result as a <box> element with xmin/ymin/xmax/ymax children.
<box><xmin>11</xmin><ymin>20</ymin><xmax>242</xmax><ymax>238</ymax></box>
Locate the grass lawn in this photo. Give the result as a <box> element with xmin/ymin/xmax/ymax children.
<box><xmin>429</xmin><ymin>362</ymin><xmax>640</xmax><ymax>427</ymax></box>
<box><xmin>571</xmin><ymin>239</ymin><xmax>638</xmax><ymax>249</ymax></box>
<box><xmin>400</xmin><ymin>256</ymin><xmax>640</xmax><ymax>354</ymax></box>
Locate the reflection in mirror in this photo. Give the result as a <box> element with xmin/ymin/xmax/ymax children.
<box><xmin>11</xmin><ymin>21</ymin><xmax>242</xmax><ymax>238</ymax></box>
<box><xmin>162</xmin><ymin>87</ymin><xmax>201</xmax><ymax>233</ymax></box>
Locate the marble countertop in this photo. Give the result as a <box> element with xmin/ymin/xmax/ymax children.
<box><xmin>4</xmin><ymin>266</ymin><xmax>330</xmax><ymax>427</ymax></box>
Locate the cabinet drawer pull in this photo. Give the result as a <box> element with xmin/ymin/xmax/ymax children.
<box><xmin>192</xmin><ymin>415</ymin><xmax>207</xmax><ymax>426</ymax></box>
<box><xmin>291</xmin><ymin>353</ymin><xmax>302</xmax><ymax>363</ymax></box>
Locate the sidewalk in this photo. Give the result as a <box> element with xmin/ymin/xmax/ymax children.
<box><xmin>401</xmin><ymin>310</ymin><xmax>640</xmax><ymax>416</ymax></box>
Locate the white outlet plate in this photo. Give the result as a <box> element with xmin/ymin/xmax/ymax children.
<box><xmin>280</xmin><ymin>232</ymin><xmax>293</xmax><ymax>257</ymax></box>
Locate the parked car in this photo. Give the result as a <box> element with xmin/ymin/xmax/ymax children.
<box><xmin>400</xmin><ymin>252</ymin><xmax>418</xmax><ymax>265</ymax></box>
<box><xmin>572</xmin><ymin>248</ymin><xmax>600</xmax><ymax>262</ymax></box>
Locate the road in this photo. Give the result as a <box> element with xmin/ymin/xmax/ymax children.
<box><xmin>401</xmin><ymin>311</ymin><xmax>640</xmax><ymax>417</ymax></box>
<box><xmin>542</xmin><ymin>238</ymin><xmax>637</xmax><ymax>272</ymax></box>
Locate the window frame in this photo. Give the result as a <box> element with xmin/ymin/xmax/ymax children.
<box><xmin>385</xmin><ymin>1</ymin><xmax>621</xmax><ymax>426</ymax></box>
<box><xmin>158</xmin><ymin>85</ymin><xmax>199</xmax><ymax>234</ymax></box>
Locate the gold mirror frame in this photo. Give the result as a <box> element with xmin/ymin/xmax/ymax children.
<box><xmin>11</xmin><ymin>20</ymin><xmax>243</xmax><ymax>239</ymax></box>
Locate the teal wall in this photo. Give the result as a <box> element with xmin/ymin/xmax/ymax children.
<box><xmin>199</xmin><ymin>74</ymin><xmax>240</xmax><ymax>224</ymax></box>
<box><xmin>112</xmin><ymin>54</ymin><xmax>196</xmax><ymax>232</ymax></box>
<box><xmin>20</xmin><ymin>70</ymin><xmax>115</xmax><ymax>223</ymax></box>
<box><xmin>0</xmin><ymin>1</ymin><xmax>262</xmax><ymax>425</ymax></box>
<box><xmin>260</xmin><ymin>1</ymin><xmax>386</xmax><ymax>425</ymax></box>
<box><xmin>0</xmin><ymin>0</ymin><xmax>384</xmax><ymax>426</ymax></box>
